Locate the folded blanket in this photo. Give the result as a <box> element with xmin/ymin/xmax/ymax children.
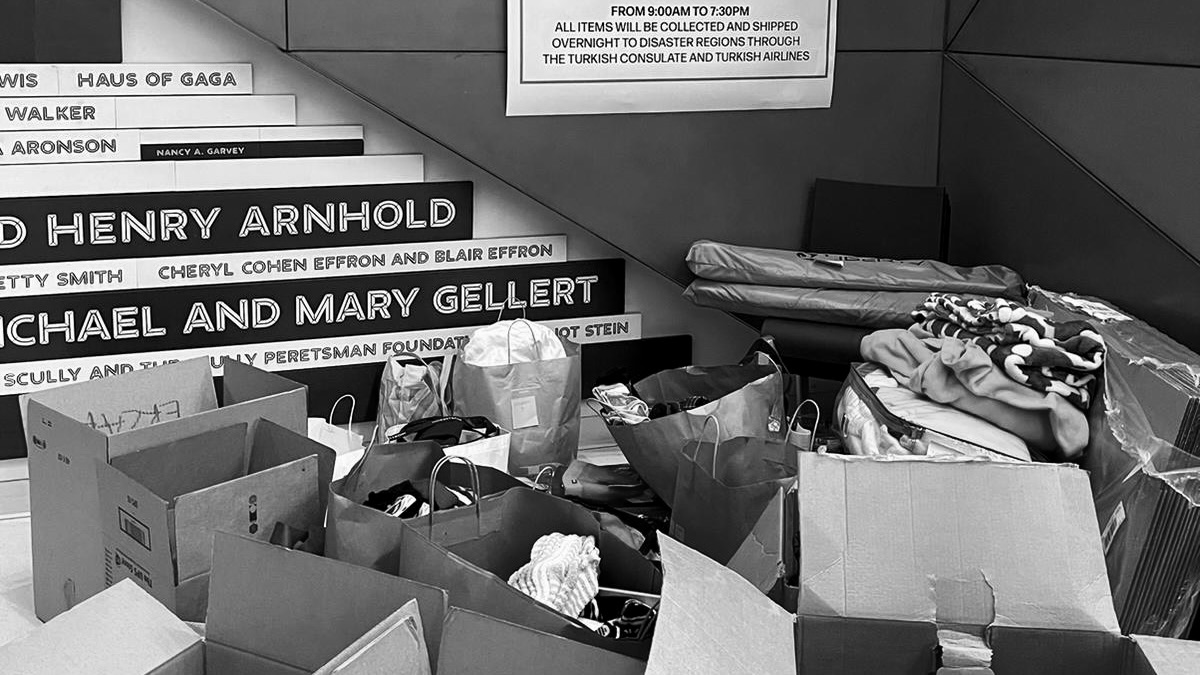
<box><xmin>686</xmin><ymin>240</ymin><xmax>1026</xmax><ymax>300</ymax></box>
<box><xmin>684</xmin><ymin>279</ymin><xmax>937</xmax><ymax>329</ymax></box>
<box><xmin>913</xmin><ymin>293</ymin><xmax>1106</xmax><ymax>410</ymax></box>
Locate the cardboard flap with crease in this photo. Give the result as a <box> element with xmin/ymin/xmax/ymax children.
<box><xmin>314</xmin><ymin>600</ymin><xmax>431</xmax><ymax>675</ymax></box>
<box><xmin>796</xmin><ymin>454</ymin><xmax>1121</xmax><ymax>634</ymax></box>
<box><xmin>438</xmin><ymin>608</ymin><xmax>647</xmax><ymax>675</ymax></box>
<box><xmin>646</xmin><ymin>534</ymin><xmax>797</xmax><ymax>675</ymax></box>
<box><xmin>0</xmin><ymin>579</ymin><xmax>203</xmax><ymax>675</ymax></box>
<box><xmin>20</xmin><ymin>358</ymin><xmax>216</xmax><ymax>430</ymax></box>
<box><xmin>206</xmin><ymin>531</ymin><xmax>449</xmax><ymax>673</ymax></box>
<box><xmin>1131</xmin><ymin>635</ymin><xmax>1200</xmax><ymax>675</ymax></box>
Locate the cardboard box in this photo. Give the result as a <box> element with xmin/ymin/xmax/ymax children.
<box><xmin>313</xmin><ymin>600</ymin><xmax>430</xmax><ymax>675</ymax></box>
<box><xmin>1130</xmin><ymin>635</ymin><xmax>1200</xmax><ymax>675</ymax></box>
<box><xmin>21</xmin><ymin>358</ymin><xmax>306</xmax><ymax>620</ymax></box>
<box><xmin>1029</xmin><ymin>288</ymin><xmax>1200</xmax><ymax>636</ymax></box>
<box><xmin>436</xmin><ymin>608</ymin><xmax>646</xmax><ymax>675</ymax></box>
<box><xmin>650</xmin><ymin>453</ymin><xmax>1130</xmax><ymax>674</ymax></box>
<box><xmin>96</xmin><ymin>419</ymin><xmax>333</xmax><ymax>620</ymax></box>
<box><xmin>0</xmin><ymin>578</ymin><xmax>203</xmax><ymax>674</ymax></box>
<box><xmin>204</xmin><ymin>530</ymin><xmax>448</xmax><ymax>674</ymax></box>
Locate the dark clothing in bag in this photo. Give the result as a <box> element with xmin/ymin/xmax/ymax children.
<box><xmin>326</xmin><ymin>441</ymin><xmax>525</xmax><ymax>572</ymax></box>
<box><xmin>396</xmin><ymin>488</ymin><xmax>662</xmax><ymax>660</ymax></box>
<box><xmin>607</xmin><ymin>360</ymin><xmax>785</xmax><ymax>505</ymax></box>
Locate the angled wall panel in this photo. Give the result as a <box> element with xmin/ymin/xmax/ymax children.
<box><xmin>956</xmin><ymin>53</ymin><xmax>1200</xmax><ymax>261</ymax></box>
<box><xmin>940</xmin><ymin>57</ymin><xmax>1200</xmax><ymax>350</ymax></box>
<box><xmin>951</xmin><ymin>0</ymin><xmax>1200</xmax><ymax>67</ymax></box>
<box><xmin>944</xmin><ymin>0</ymin><xmax>979</xmax><ymax>46</ymax></box>
<box><xmin>0</xmin><ymin>0</ymin><xmax>36</xmax><ymax>63</ymax></box>
<box><xmin>287</xmin><ymin>0</ymin><xmax>505</xmax><ymax>52</ymax></box>
<box><xmin>199</xmin><ymin>0</ymin><xmax>288</xmax><ymax>49</ymax></box>
<box><xmin>286</xmin><ymin>0</ymin><xmax>947</xmax><ymax>52</ymax></box>
<box><xmin>837</xmin><ymin>0</ymin><xmax>945</xmax><ymax>51</ymax></box>
<box><xmin>33</xmin><ymin>0</ymin><xmax>122</xmax><ymax>63</ymax></box>
<box><xmin>296</xmin><ymin>50</ymin><xmax>942</xmax><ymax>282</ymax></box>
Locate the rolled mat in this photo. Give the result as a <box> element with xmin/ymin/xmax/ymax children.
<box><xmin>686</xmin><ymin>240</ymin><xmax>1026</xmax><ymax>300</ymax></box>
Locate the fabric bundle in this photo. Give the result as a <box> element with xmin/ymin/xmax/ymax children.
<box><xmin>862</xmin><ymin>327</ymin><xmax>1090</xmax><ymax>458</ymax></box>
<box><xmin>508</xmin><ymin>533</ymin><xmax>601</xmax><ymax>617</ymax></box>
<box><xmin>914</xmin><ymin>293</ymin><xmax>1106</xmax><ymax>410</ymax></box>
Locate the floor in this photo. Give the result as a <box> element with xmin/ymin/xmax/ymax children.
<box><xmin>0</xmin><ymin>515</ymin><xmax>37</xmax><ymax>648</ymax></box>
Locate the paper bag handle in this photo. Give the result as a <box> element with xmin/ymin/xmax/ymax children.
<box><xmin>506</xmin><ymin>319</ymin><xmax>543</xmax><ymax>363</ymax></box>
<box><xmin>427</xmin><ymin>455</ymin><xmax>482</xmax><ymax>541</ymax></box>
<box><xmin>496</xmin><ymin>304</ymin><xmax>529</xmax><ymax>323</ymax></box>
<box><xmin>328</xmin><ymin>394</ymin><xmax>356</xmax><ymax>448</ymax></box>
<box><xmin>343</xmin><ymin>423</ymin><xmax>380</xmax><ymax>488</ymax></box>
<box><xmin>788</xmin><ymin>399</ymin><xmax>820</xmax><ymax>453</ymax></box>
<box><xmin>684</xmin><ymin>416</ymin><xmax>723</xmax><ymax>474</ymax></box>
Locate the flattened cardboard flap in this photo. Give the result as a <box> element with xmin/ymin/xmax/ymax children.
<box><xmin>796</xmin><ymin>454</ymin><xmax>1120</xmax><ymax>633</ymax></box>
<box><xmin>207</xmin><ymin>531</ymin><xmax>449</xmax><ymax>671</ymax></box>
<box><xmin>108</xmin><ymin>424</ymin><xmax>247</xmax><ymax>501</ymax></box>
<box><xmin>438</xmin><ymin>608</ymin><xmax>646</xmax><ymax>675</ymax></box>
<box><xmin>1131</xmin><ymin>635</ymin><xmax>1200</xmax><ymax>675</ymax></box>
<box><xmin>223</xmin><ymin>357</ymin><xmax>308</xmax><ymax>404</ymax></box>
<box><xmin>249</xmin><ymin>419</ymin><xmax>336</xmax><ymax>513</ymax></box>
<box><xmin>646</xmin><ymin>534</ymin><xmax>797</xmax><ymax>675</ymax></box>
<box><xmin>0</xmin><ymin>579</ymin><xmax>203</xmax><ymax>675</ymax></box>
<box><xmin>314</xmin><ymin>600</ymin><xmax>430</xmax><ymax>675</ymax></box>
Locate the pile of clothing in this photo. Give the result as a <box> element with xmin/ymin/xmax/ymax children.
<box><xmin>508</xmin><ymin>533</ymin><xmax>658</xmax><ymax>641</ymax></box>
<box><xmin>859</xmin><ymin>292</ymin><xmax>1107</xmax><ymax>460</ymax></box>
<box><xmin>588</xmin><ymin>383</ymin><xmax>710</xmax><ymax>426</ymax></box>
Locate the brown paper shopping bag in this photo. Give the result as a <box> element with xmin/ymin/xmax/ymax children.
<box><xmin>450</xmin><ymin>320</ymin><xmax>581</xmax><ymax>477</ymax></box>
<box><xmin>669</xmin><ymin>417</ymin><xmax>796</xmax><ymax>595</ymax></box>
<box><xmin>395</xmin><ymin>488</ymin><xmax>661</xmax><ymax>660</ymax></box>
<box><xmin>327</xmin><ymin>442</ymin><xmax>525</xmax><ymax>572</ymax></box>
<box><xmin>606</xmin><ymin>358</ymin><xmax>784</xmax><ymax>506</ymax></box>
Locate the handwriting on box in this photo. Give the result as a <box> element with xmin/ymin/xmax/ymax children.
<box><xmin>86</xmin><ymin>399</ymin><xmax>182</xmax><ymax>435</ymax></box>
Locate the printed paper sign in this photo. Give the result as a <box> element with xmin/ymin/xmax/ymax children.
<box><xmin>507</xmin><ymin>0</ymin><xmax>837</xmax><ymax>115</ymax></box>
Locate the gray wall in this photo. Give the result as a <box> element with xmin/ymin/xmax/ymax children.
<box><xmin>942</xmin><ymin>0</ymin><xmax>1200</xmax><ymax>349</ymax></box>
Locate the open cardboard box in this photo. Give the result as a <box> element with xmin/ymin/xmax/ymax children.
<box><xmin>0</xmin><ymin>579</ymin><xmax>204</xmax><ymax>674</ymax></box>
<box><xmin>95</xmin><ymin>420</ymin><xmax>334</xmax><ymax>621</ymax></box>
<box><xmin>204</xmin><ymin>530</ymin><xmax>448</xmax><ymax>674</ymax></box>
<box><xmin>21</xmin><ymin>358</ymin><xmax>306</xmax><ymax>620</ymax></box>
<box><xmin>648</xmin><ymin>453</ymin><xmax>1196</xmax><ymax>674</ymax></box>
<box><xmin>436</xmin><ymin>607</ymin><xmax>646</xmax><ymax>674</ymax></box>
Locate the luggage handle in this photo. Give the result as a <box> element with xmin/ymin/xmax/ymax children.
<box><xmin>506</xmin><ymin>318</ymin><xmax>544</xmax><ymax>363</ymax></box>
<box><xmin>427</xmin><ymin>455</ymin><xmax>482</xmax><ymax>541</ymax></box>
<box><xmin>788</xmin><ymin>399</ymin><xmax>821</xmax><ymax>453</ymax></box>
<box><xmin>389</xmin><ymin>351</ymin><xmax>449</xmax><ymax>416</ymax></box>
<box><xmin>328</xmin><ymin>394</ymin><xmax>357</xmax><ymax>449</ymax></box>
<box><xmin>683</xmin><ymin>415</ymin><xmax>723</xmax><ymax>475</ymax></box>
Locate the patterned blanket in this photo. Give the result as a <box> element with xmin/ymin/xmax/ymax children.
<box><xmin>913</xmin><ymin>293</ymin><xmax>1106</xmax><ymax>410</ymax></box>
